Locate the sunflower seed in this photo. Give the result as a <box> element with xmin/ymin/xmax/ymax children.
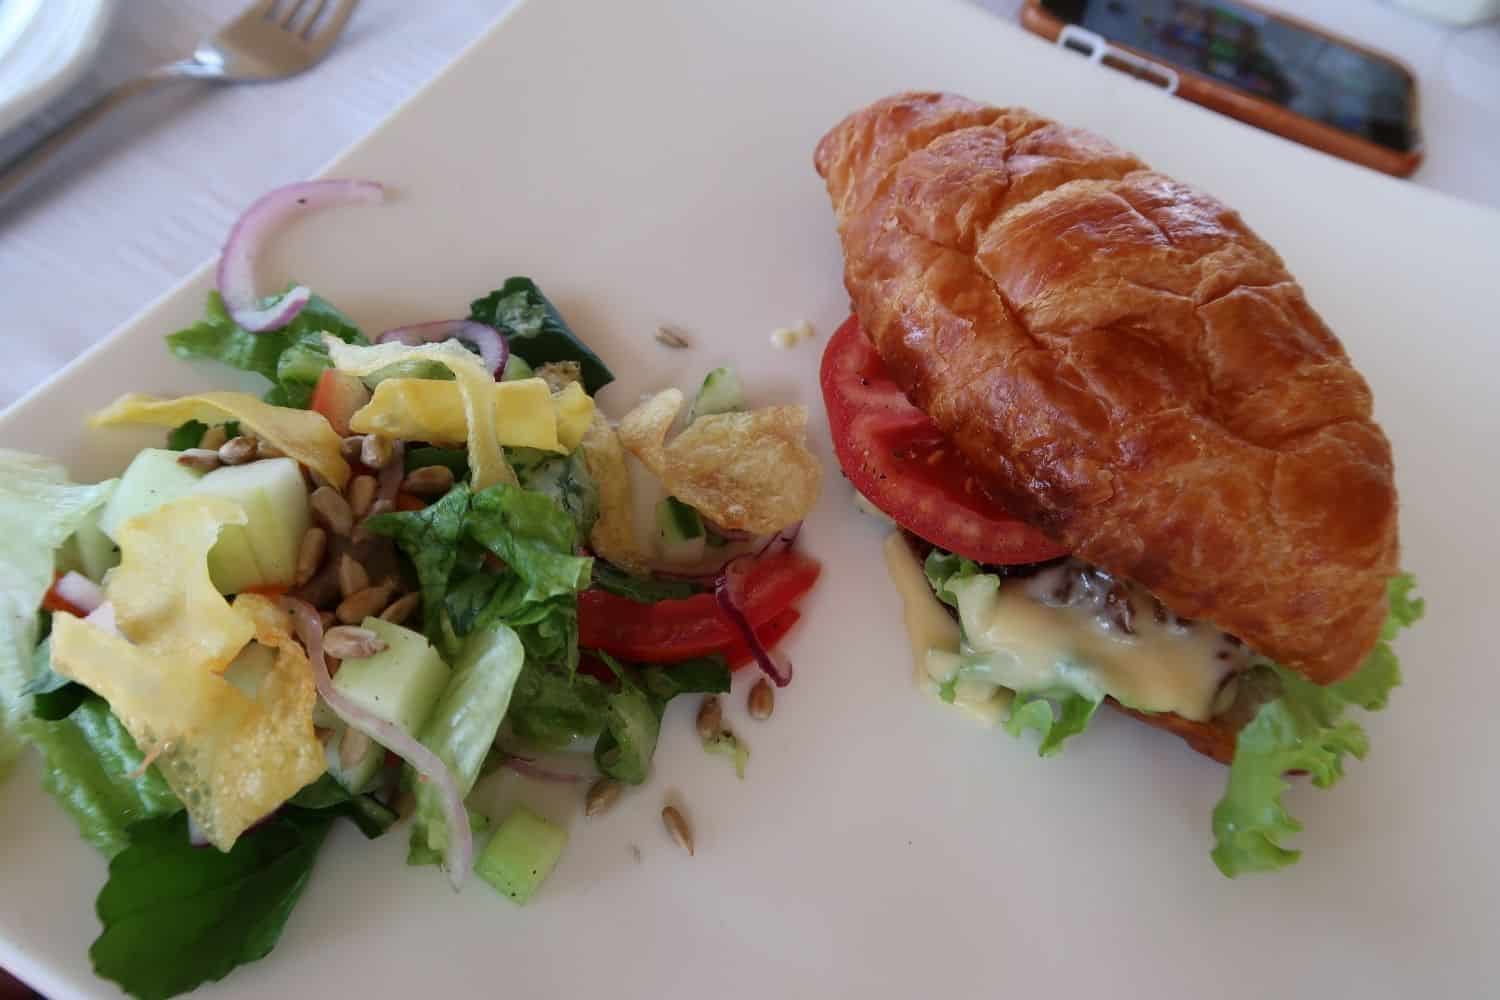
<box><xmin>347</xmin><ymin>474</ymin><xmax>378</xmax><ymax>518</ymax></box>
<box><xmin>747</xmin><ymin>679</ymin><xmax>775</xmax><ymax>721</ymax></box>
<box><xmin>340</xmin><ymin>435</ymin><xmax>366</xmax><ymax>463</ymax></box>
<box><xmin>310</xmin><ymin>486</ymin><xmax>354</xmax><ymax>535</ymax></box>
<box><xmin>218</xmin><ymin>436</ymin><xmax>258</xmax><ymax>466</ymax></box>
<box><xmin>256</xmin><ymin>439</ymin><xmax>285</xmax><ymax>460</ymax></box>
<box><xmin>199</xmin><ymin>424</ymin><xmax>229</xmax><ymax>451</ymax></box>
<box><xmin>654</xmin><ymin>326</ymin><xmax>690</xmax><ymax>349</ymax></box>
<box><xmin>295</xmin><ymin>527</ymin><xmax>328</xmax><ymax>586</ymax></box>
<box><xmin>661</xmin><ymin>805</ymin><xmax>694</xmax><ymax>856</ymax></box>
<box><xmin>324</xmin><ymin>625</ymin><xmax>386</xmax><ymax>660</ymax></box>
<box><xmin>339</xmin><ymin>726</ymin><xmax>373</xmax><ymax>769</ymax></box>
<box><xmin>360</xmin><ymin>434</ymin><xmax>394</xmax><ymax>470</ymax></box>
<box><xmin>379</xmin><ymin>592</ymin><xmax>420</xmax><ymax>625</ymax></box>
<box><xmin>695</xmin><ymin>696</ymin><xmax>723</xmax><ymax>741</ymax></box>
<box><xmin>176</xmin><ymin>448</ymin><xmax>222</xmax><ymax>473</ymax></box>
<box><xmin>336</xmin><ymin>583</ymin><xmax>396</xmax><ymax>625</ymax></box>
<box><xmin>402</xmin><ymin>465</ymin><xmax>455</xmax><ymax>497</ymax></box>
<box><xmin>338</xmin><ymin>554</ymin><xmax>370</xmax><ymax>599</ymax></box>
<box><xmin>585</xmin><ymin>779</ymin><xmax>621</xmax><ymax>818</ymax></box>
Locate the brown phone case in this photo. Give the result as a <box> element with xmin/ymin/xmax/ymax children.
<box><xmin>1020</xmin><ymin>0</ymin><xmax>1423</xmax><ymax>178</ymax></box>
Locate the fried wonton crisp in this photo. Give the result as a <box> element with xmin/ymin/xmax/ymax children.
<box><xmin>618</xmin><ymin>389</ymin><xmax>820</xmax><ymax>534</ymax></box>
<box><xmin>92</xmin><ymin>391</ymin><xmax>349</xmax><ymax>488</ymax></box>
<box><xmin>579</xmin><ymin>411</ymin><xmax>647</xmax><ymax>574</ymax></box>
<box><xmin>50</xmin><ymin>497</ymin><xmax>324</xmax><ymax>851</ymax></box>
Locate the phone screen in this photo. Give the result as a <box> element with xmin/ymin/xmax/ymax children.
<box><xmin>1041</xmin><ymin>0</ymin><xmax>1417</xmax><ymax>152</ymax></box>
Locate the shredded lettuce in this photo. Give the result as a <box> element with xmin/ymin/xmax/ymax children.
<box><xmin>165</xmin><ymin>290</ymin><xmax>366</xmax><ymax>408</ymax></box>
<box><xmin>1211</xmin><ymin>574</ymin><xmax>1423</xmax><ymax>877</ymax></box>
<box><xmin>0</xmin><ymin>451</ymin><xmax>114</xmax><ymax>776</ymax></box>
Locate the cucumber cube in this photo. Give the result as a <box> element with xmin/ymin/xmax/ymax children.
<box><xmin>191</xmin><ymin>458</ymin><xmax>309</xmax><ymax>593</ymax></box>
<box><xmin>331</xmin><ymin>618</ymin><xmax>451</xmax><ymax>737</ymax></box>
<box><xmin>100</xmin><ymin>449</ymin><xmax>205</xmax><ymax>541</ymax></box>
<box><xmin>475</xmin><ymin>806</ymin><xmax>568</xmax><ymax>904</ymax></box>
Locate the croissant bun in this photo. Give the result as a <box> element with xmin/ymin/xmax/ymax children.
<box><xmin>814</xmin><ymin>92</ymin><xmax>1398</xmax><ymax>700</ymax></box>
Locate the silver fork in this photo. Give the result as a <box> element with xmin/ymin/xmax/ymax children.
<box><xmin>0</xmin><ymin>0</ymin><xmax>360</xmax><ymax>199</ymax></box>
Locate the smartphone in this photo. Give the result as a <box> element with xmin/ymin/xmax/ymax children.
<box><xmin>1021</xmin><ymin>0</ymin><xmax>1422</xmax><ymax>177</ymax></box>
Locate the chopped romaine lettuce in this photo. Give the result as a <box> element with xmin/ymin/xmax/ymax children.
<box><xmin>0</xmin><ymin>451</ymin><xmax>114</xmax><ymax>775</ymax></box>
<box><xmin>24</xmin><ymin>696</ymin><xmax>181</xmax><ymax>856</ymax></box>
<box><xmin>407</xmin><ymin>623</ymin><xmax>526</xmax><ymax>868</ymax></box>
<box><xmin>1211</xmin><ymin>574</ymin><xmax>1422</xmax><ymax>877</ymax></box>
<box><xmin>165</xmin><ymin>290</ymin><xmax>366</xmax><ymax>408</ymax></box>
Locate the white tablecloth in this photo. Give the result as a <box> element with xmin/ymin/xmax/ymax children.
<box><xmin>1</xmin><ymin>0</ymin><xmax>1496</xmax><ymax>411</ymax></box>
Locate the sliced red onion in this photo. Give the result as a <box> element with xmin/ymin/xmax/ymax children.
<box><xmin>55</xmin><ymin>571</ymin><xmax>105</xmax><ymax>615</ymax></box>
<box><xmin>501</xmin><ymin>755</ymin><xmax>587</xmax><ymax>784</ymax></box>
<box><xmin>218</xmin><ymin>180</ymin><xmax>384</xmax><ymax>332</ymax></box>
<box><xmin>83</xmin><ymin>600</ymin><xmax>118</xmax><ymax>635</ymax></box>
<box><xmin>281</xmin><ymin>597</ymin><xmax>472</xmax><ymax>890</ymax></box>
<box><xmin>376</xmin><ymin>438</ymin><xmax>406</xmax><ymax>506</ymax></box>
<box><xmin>714</xmin><ymin>557</ymin><xmax>793</xmax><ymax>687</ymax></box>
<box><xmin>375</xmin><ymin>320</ymin><xmax>508</xmax><ymax>378</ymax></box>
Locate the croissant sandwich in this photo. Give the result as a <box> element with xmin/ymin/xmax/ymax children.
<box><xmin>814</xmin><ymin>92</ymin><xmax>1422</xmax><ymax>876</ymax></box>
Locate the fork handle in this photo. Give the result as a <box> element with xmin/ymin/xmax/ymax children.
<box><xmin>0</xmin><ymin>70</ymin><xmax>195</xmax><ymax>201</ymax></box>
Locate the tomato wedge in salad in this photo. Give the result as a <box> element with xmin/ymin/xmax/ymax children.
<box><xmin>819</xmin><ymin>315</ymin><xmax>1066</xmax><ymax>565</ymax></box>
<box><xmin>578</xmin><ymin>552</ymin><xmax>819</xmax><ymax>663</ymax></box>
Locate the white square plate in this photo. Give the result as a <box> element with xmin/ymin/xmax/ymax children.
<box><xmin>3</xmin><ymin>0</ymin><xmax>1497</xmax><ymax>996</ymax></box>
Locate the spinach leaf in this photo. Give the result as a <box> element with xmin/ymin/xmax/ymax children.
<box><xmin>405</xmin><ymin>445</ymin><xmax>469</xmax><ymax>480</ymax></box>
<box><xmin>166</xmin><ymin>420</ymin><xmax>208</xmax><ymax>451</ymax></box>
<box><xmin>287</xmin><ymin>774</ymin><xmax>397</xmax><ymax>840</ymax></box>
<box><xmin>24</xmin><ymin>697</ymin><xmax>181</xmax><ymax>857</ymax></box>
<box><xmin>90</xmin><ymin>809</ymin><xmax>332</xmax><ymax>1000</ymax></box>
<box><xmin>165</xmin><ymin>290</ymin><xmax>366</xmax><ymax>409</ymax></box>
<box><xmin>469</xmin><ymin>278</ymin><xmax>614</xmax><ymax>393</ymax></box>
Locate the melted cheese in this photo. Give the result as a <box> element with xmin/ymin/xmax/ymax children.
<box><xmin>950</xmin><ymin>568</ymin><xmax>1239</xmax><ymax>722</ymax></box>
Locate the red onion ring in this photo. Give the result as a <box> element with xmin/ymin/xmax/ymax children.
<box><xmin>218</xmin><ymin>180</ymin><xmax>384</xmax><ymax>332</ymax></box>
<box><xmin>501</xmin><ymin>755</ymin><xmax>587</xmax><ymax>784</ymax></box>
<box><xmin>376</xmin><ymin>438</ymin><xmax>406</xmax><ymax>507</ymax></box>
<box><xmin>54</xmin><ymin>571</ymin><xmax>104</xmax><ymax>615</ymax></box>
<box><xmin>375</xmin><ymin>320</ymin><xmax>508</xmax><ymax>378</ymax></box>
<box><xmin>714</xmin><ymin>556</ymin><xmax>793</xmax><ymax>687</ymax></box>
<box><xmin>281</xmin><ymin>597</ymin><xmax>472</xmax><ymax>890</ymax></box>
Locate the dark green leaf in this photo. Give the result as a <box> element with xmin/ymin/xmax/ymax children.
<box><xmin>165</xmin><ymin>291</ymin><xmax>365</xmax><ymax>409</ymax></box>
<box><xmin>469</xmin><ymin>278</ymin><xmax>614</xmax><ymax>393</ymax></box>
<box><xmin>593</xmin><ymin>682</ymin><xmax>660</xmax><ymax>785</ymax></box>
<box><xmin>405</xmin><ymin>446</ymin><xmax>469</xmax><ymax>480</ymax></box>
<box><xmin>90</xmin><ymin>809</ymin><xmax>332</xmax><ymax>1000</ymax></box>
<box><xmin>166</xmin><ymin>420</ymin><xmax>208</xmax><ymax>451</ymax></box>
<box><xmin>23</xmin><ymin>697</ymin><xmax>181</xmax><ymax>857</ymax></box>
<box><xmin>287</xmin><ymin>774</ymin><xmax>397</xmax><ymax>840</ymax></box>
<box><xmin>639</xmin><ymin>657</ymin><xmax>731</xmax><ymax>702</ymax></box>
<box><xmin>515</xmin><ymin>451</ymin><xmax>599</xmax><ymax>541</ymax></box>
<box><xmin>506</xmin><ymin>661</ymin><xmax>610</xmax><ymax>750</ymax></box>
<box><xmin>590</xmin><ymin>562</ymin><xmax>706</xmax><ymax>603</ymax></box>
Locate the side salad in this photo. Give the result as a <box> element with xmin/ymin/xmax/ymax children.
<box><xmin>0</xmin><ymin>181</ymin><xmax>822</xmax><ymax>999</ymax></box>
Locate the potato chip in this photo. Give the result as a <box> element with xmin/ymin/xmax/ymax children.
<box><xmin>618</xmin><ymin>389</ymin><xmax>821</xmax><ymax>534</ymax></box>
<box><xmin>50</xmin><ymin>498</ymin><xmax>324</xmax><ymax>850</ymax></box>
<box><xmin>326</xmin><ymin>338</ymin><xmax>516</xmax><ymax>489</ymax></box>
<box><xmin>92</xmin><ymin>391</ymin><xmax>349</xmax><ymax>489</ymax></box>
<box><xmin>579</xmin><ymin>411</ymin><xmax>647</xmax><ymax>574</ymax></box>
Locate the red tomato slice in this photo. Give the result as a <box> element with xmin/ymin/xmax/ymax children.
<box><xmin>309</xmin><ymin>369</ymin><xmax>370</xmax><ymax>438</ymax></box>
<box><xmin>41</xmin><ymin>574</ymin><xmax>88</xmax><ymax>618</ymax></box>
<box><xmin>819</xmin><ymin>315</ymin><xmax>1066</xmax><ymax>565</ymax></box>
<box><xmin>578</xmin><ymin>552</ymin><xmax>820</xmax><ymax>662</ymax></box>
<box><xmin>722</xmin><ymin>607</ymin><xmax>801</xmax><ymax>671</ymax></box>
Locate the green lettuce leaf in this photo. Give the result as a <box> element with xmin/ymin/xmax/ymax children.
<box><xmin>0</xmin><ymin>451</ymin><xmax>114</xmax><ymax>775</ymax></box>
<box><xmin>589</xmin><ymin>562</ymin><xmax>705</xmax><ymax>603</ymax></box>
<box><xmin>23</xmin><ymin>697</ymin><xmax>181</xmax><ymax>856</ymax></box>
<box><xmin>1005</xmin><ymin>688</ymin><xmax>1104</xmax><ymax>757</ymax></box>
<box><xmin>924</xmin><ymin>549</ymin><xmax>982</xmax><ymax>609</ymax></box>
<box><xmin>465</xmin><ymin>484</ymin><xmax>593</xmax><ymax>607</ymax></box>
<box><xmin>165</xmin><ymin>290</ymin><xmax>366</xmax><ymax>408</ymax></box>
<box><xmin>1211</xmin><ymin>574</ymin><xmax>1423</xmax><ymax>877</ymax></box>
<box><xmin>506</xmin><ymin>661</ymin><xmax>610</xmax><ymax>750</ymax></box>
<box><xmin>408</xmin><ymin>623</ymin><xmax>526</xmax><ymax>869</ymax></box>
<box><xmin>90</xmin><ymin>809</ymin><xmax>333</xmax><ymax>1000</ymax></box>
<box><xmin>469</xmin><ymin>278</ymin><xmax>614</xmax><ymax>394</ymax></box>
<box><xmin>366</xmin><ymin>484</ymin><xmax>472</xmax><ymax>645</ymax></box>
